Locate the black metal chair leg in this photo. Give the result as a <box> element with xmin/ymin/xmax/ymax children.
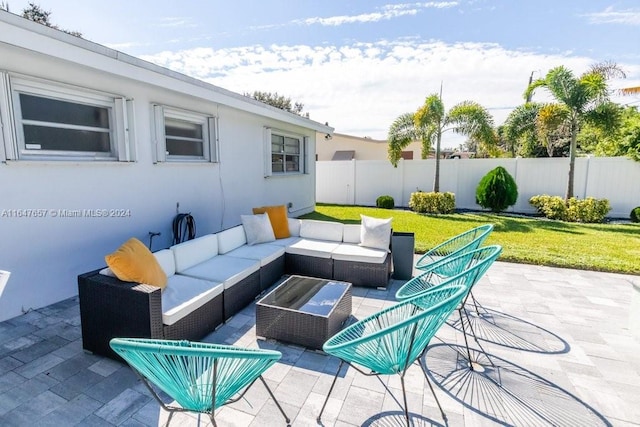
<box><xmin>259</xmin><ymin>376</ymin><xmax>291</xmax><ymax>424</ymax></box>
<box><xmin>317</xmin><ymin>360</ymin><xmax>344</xmax><ymax>423</ymax></box>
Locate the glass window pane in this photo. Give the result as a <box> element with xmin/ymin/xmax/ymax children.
<box><xmin>284</xmin><ymin>139</ymin><xmax>300</xmax><ymax>154</ymax></box>
<box><xmin>285</xmin><ymin>155</ymin><xmax>299</xmax><ymax>172</ymax></box>
<box><xmin>166</xmin><ymin>138</ymin><xmax>204</xmax><ymax>157</ymax></box>
<box><xmin>165</xmin><ymin>118</ymin><xmax>203</xmax><ymax>139</ymax></box>
<box><xmin>20</xmin><ymin>94</ymin><xmax>110</xmax><ymax>128</ymax></box>
<box><xmin>23</xmin><ymin>125</ymin><xmax>110</xmax><ymax>152</ymax></box>
<box><xmin>272</xmin><ymin>154</ymin><xmax>284</xmax><ymax>172</ymax></box>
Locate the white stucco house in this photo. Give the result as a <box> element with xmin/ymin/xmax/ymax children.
<box><xmin>0</xmin><ymin>11</ymin><xmax>332</xmax><ymax>322</ymax></box>
<box><xmin>316</xmin><ymin>132</ymin><xmax>469</xmax><ymax>161</ymax></box>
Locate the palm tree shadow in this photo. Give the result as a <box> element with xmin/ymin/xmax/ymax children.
<box><xmin>423</xmin><ymin>344</ymin><xmax>611</xmax><ymax>426</ymax></box>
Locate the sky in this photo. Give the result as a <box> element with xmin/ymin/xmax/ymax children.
<box><xmin>4</xmin><ymin>1</ymin><xmax>640</xmax><ymax>147</ymax></box>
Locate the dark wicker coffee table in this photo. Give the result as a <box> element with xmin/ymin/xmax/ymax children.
<box><xmin>256</xmin><ymin>275</ymin><xmax>352</xmax><ymax>350</ymax></box>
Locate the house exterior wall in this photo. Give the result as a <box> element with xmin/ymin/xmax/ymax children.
<box><xmin>316</xmin><ymin>132</ymin><xmax>423</xmax><ymax>161</ymax></box>
<box><xmin>0</xmin><ymin>12</ymin><xmax>329</xmax><ymax>321</ymax></box>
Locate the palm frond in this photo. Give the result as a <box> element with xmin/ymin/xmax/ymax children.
<box><xmin>387</xmin><ymin>112</ymin><xmax>417</xmax><ymax>166</ymax></box>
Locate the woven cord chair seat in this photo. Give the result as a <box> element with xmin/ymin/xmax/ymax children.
<box><xmin>319</xmin><ymin>284</ymin><xmax>467</xmax><ymax>425</ymax></box>
<box><xmin>415</xmin><ymin>224</ymin><xmax>493</xmax><ymax>273</ymax></box>
<box><xmin>110</xmin><ymin>339</ymin><xmax>289</xmax><ymax>425</ymax></box>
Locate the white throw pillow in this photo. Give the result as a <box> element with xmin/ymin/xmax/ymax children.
<box><xmin>360</xmin><ymin>215</ymin><xmax>392</xmax><ymax>251</ymax></box>
<box><xmin>241</xmin><ymin>213</ymin><xmax>276</xmax><ymax>245</ymax></box>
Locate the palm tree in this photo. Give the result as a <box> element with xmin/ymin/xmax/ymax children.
<box><xmin>524</xmin><ymin>62</ymin><xmax>625</xmax><ymax>199</ymax></box>
<box><xmin>387</xmin><ymin>94</ymin><xmax>495</xmax><ymax>192</ymax></box>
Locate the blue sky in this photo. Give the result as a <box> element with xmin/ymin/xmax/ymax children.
<box><xmin>5</xmin><ymin>1</ymin><xmax>640</xmax><ymax>146</ymax></box>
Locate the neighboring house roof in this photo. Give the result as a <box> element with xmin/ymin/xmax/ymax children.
<box><xmin>331</xmin><ymin>150</ymin><xmax>355</xmax><ymax>160</ymax></box>
<box><xmin>0</xmin><ymin>10</ymin><xmax>333</xmax><ymax>134</ymax></box>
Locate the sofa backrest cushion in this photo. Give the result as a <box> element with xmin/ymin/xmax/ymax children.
<box><xmin>342</xmin><ymin>224</ymin><xmax>361</xmax><ymax>243</ymax></box>
<box><xmin>171</xmin><ymin>234</ymin><xmax>218</xmax><ymax>273</ymax></box>
<box><xmin>300</xmin><ymin>219</ymin><xmax>343</xmax><ymax>242</ymax></box>
<box><xmin>288</xmin><ymin>218</ymin><xmax>301</xmax><ymax>237</ymax></box>
<box><xmin>154</xmin><ymin>249</ymin><xmax>176</xmax><ymax>277</ymax></box>
<box><xmin>217</xmin><ymin>225</ymin><xmax>247</xmax><ymax>254</ymax></box>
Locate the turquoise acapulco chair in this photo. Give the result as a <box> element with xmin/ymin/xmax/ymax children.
<box><xmin>415</xmin><ymin>224</ymin><xmax>493</xmax><ymax>275</ymax></box>
<box><xmin>397</xmin><ymin>245</ymin><xmax>503</xmax><ymax>368</ymax></box>
<box><xmin>317</xmin><ymin>284</ymin><xmax>468</xmax><ymax>426</ymax></box>
<box><xmin>110</xmin><ymin>338</ymin><xmax>290</xmax><ymax>426</ymax></box>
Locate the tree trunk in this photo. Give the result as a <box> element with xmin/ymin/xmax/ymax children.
<box><xmin>565</xmin><ymin>118</ymin><xmax>578</xmax><ymax>200</ymax></box>
<box><xmin>434</xmin><ymin>130</ymin><xmax>441</xmax><ymax>192</ymax></box>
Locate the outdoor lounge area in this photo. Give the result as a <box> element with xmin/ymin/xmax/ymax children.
<box><xmin>0</xmin><ymin>256</ymin><xmax>638</xmax><ymax>426</ymax></box>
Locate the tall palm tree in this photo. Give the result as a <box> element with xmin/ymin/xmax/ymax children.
<box><xmin>524</xmin><ymin>62</ymin><xmax>625</xmax><ymax>199</ymax></box>
<box><xmin>387</xmin><ymin>94</ymin><xmax>495</xmax><ymax>192</ymax></box>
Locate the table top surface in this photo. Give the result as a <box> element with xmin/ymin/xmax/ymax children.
<box><xmin>257</xmin><ymin>275</ymin><xmax>351</xmax><ymax>317</ymax></box>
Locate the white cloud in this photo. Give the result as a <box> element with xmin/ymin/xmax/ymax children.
<box><xmin>293</xmin><ymin>2</ymin><xmax>457</xmax><ymax>26</ymax></box>
<box><xmin>140</xmin><ymin>39</ymin><xmax>637</xmax><ymax>148</ymax></box>
<box><xmin>156</xmin><ymin>17</ymin><xmax>197</xmax><ymax>28</ymax></box>
<box><xmin>583</xmin><ymin>7</ymin><xmax>640</xmax><ymax>25</ymax></box>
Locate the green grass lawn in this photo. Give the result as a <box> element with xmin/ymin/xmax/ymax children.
<box><xmin>301</xmin><ymin>204</ymin><xmax>640</xmax><ymax>275</ymax></box>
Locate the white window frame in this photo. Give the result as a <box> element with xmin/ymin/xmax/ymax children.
<box><xmin>264</xmin><ymin>127</ymin><xmax>307</xmax><ymax>177</ymax></box>
<box><xmin>0</xmin><ymin>72</ymin><xmax>134</xmax><ymax>162</ymax></box>
<box><xmin>152</xmin><ymin>105</ymin><xmax>217</xmax><ymax>163</ymax></box>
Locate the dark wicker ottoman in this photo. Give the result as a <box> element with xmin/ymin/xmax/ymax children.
<box><xmin>255</xmin><ymin>275</ymin><xmax>352</xmax><ymax>350</ymax></box>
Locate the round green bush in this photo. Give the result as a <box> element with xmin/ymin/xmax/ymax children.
<box><xmin>376</xmin><ymin>195</ymin><xmax>395</xmax><ymax>209</ymax></box>
<box><xmin>631</xmin><ymin>206</ymin><xmax>640</xmax><ymax>223</ymax></box>
<box><xmin>476</xmin><ymin>166</ymin><xmax>518</xmax><ymax>212</ymax></box>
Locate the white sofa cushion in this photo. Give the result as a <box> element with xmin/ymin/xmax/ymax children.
<box><xmin>288</xmin><ymin>218</ymin><xmax>301</xmax><ymax>237</ymax></box>
<box><xmin>332</xmin><ymin>243</ymin><xmax>388</xmax><ymax>264</ymax></box>
<box><xmin>285</xmin><ymin>238</ymin><xmax>341</xmax><ymax>259</ymax></box>
<box><xmin>241</xmin><ymin>213</ymin><xmax>276</xmax><ymax>245</ymax></box>
<box><xmin>161</xmin><ymin>275</ymin><xmax>223</xmax><ymax>325</ymax></box>
<box><xmin>178</xmin><ymin>255</ymin><xmax>260</xmax><ymax>290</ymax></box>
<box><xmin>299</xmin><ymin>219</ymin><xmax>343</xmax><ymax>242</ymax></box>
<box><xmin>342</xmin><ymin>224</ymin><xmax>361</xmax><ymax>244</ymax></box>
<box><xmin>225</xmin><ymin>243</ymin><xmax>285</xmax><ymax>266</ymax></box>
<box><xmin>269</xmin><ymin>236</ymin><xmax>301</xmax><ymax>247</ymax></box>
<box><xmin>171</xmin><ymin>234</ymin><xmax>219</xmax><ymax>273</ymax></box>
<box><xmin>217</xmin><ymin>225</ymin><xmax>247</xmax><ymax>254</ymax></box>
<box><xmin>154</xmin><ymin>249</ymin><xmax>176</xmax><ymax>276</ymax></box>
<box><xmin>360</xmin><ymin>215</ymin><xmax>392</xmax><ymax>251</ymax></box>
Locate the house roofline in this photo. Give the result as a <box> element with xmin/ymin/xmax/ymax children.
<box><xmin>0</xmin><ymin>10</ymin><xmax>333</xmax><ymax>133</ymax></box>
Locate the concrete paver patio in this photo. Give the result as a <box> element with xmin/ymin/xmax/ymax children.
<box><xmin>0</xmin><ymin>258</ymin><xmax>638</xmax><ymax>426</ymax></box>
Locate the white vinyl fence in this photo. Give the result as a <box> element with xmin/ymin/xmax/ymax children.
<box><xmin>316</xmin><ymin>157</ymin><xmax>640</xmax><ymax>218</ymax></box>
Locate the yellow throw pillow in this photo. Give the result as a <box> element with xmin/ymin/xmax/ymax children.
<box><xmin>105</xmin><ymin>238</ymin><xmax>167</xmax><ymax>289</ymax></box>
<box><xmin>252</xmin><ymin>205</ymin><xmax>291</xmax><ymax>239</ymax></box>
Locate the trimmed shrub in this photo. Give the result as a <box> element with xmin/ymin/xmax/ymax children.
<box><xmin>376</xmin><ymin>195</ymin><xmax>395</xmax><ymax>209</ymax></box>
<box><xmin>409</xmin><ymin>191</ymin><xmax>455</xmax><ymax>214</ymax></box>
<box><xmin>529</xmin><ymin>194</ymin><xmax>611</xmax><ymax>223</ymax></box>
<box><xmin>529</xmin><ymin>195</ymin><xmax>567</xmax><ymax>220</ymax></box>
<box><xmin>631</xmin><ymin>207</ymin><xmax>640</xmax><ymax>223</ymax></box>
<box><xmin>475</xmin><ymin>166</ymin><xmax>518</xmax><ymax>212</ymax></box>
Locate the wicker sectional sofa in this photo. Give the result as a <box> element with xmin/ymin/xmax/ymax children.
<box><xmin>78</xmin><ymin>218</ymin><xmax>392</xmax><ymax>360</ymax></box>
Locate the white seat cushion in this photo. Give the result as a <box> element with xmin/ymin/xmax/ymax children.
<box><xmin>332</xmin><ymin>243</ymin><xmax>388</xmax><ymax>264</ymax></box>
<box><xmin>288</xmin><ymin>218</ymin><xmax>301</xmax><ymax>236</ymax></box>
<box><xmin>178</xmin><ymin>255</ymin><xmax>260</xmax><ymax>290</ymax></box>
<box><xmin>270</xmin><ymin>236</ymin><xmax>301</xmax><ymax>247</ymax></box>
<box><xmin>224</xmin><ymin>243</ymin><xmax>285</xmax><ymax>266</ymax></box>
<box><xmin>161</xmin><ymin>275</ymin><xmax>223</xmax><ymax>326</ymax></box>
<box><xmin>171</xmin><ymin>234</ymin><xmax>219</xmax><ymax>272</ymax></box>
<box><xmin>285</xmin><ymin>238</ymin><xmax>340</xmax><ymax>259</ymax></box>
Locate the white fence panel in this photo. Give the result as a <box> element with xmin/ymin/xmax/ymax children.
<box><xmin>316</xmin><ymin>161</ymin><xmax>354</xmax><ymax>205</ymax></box>
<box><xmin>316</xmin><ymin>157</ymin><xmax>640</xmax><ymax>218</ymax></box>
